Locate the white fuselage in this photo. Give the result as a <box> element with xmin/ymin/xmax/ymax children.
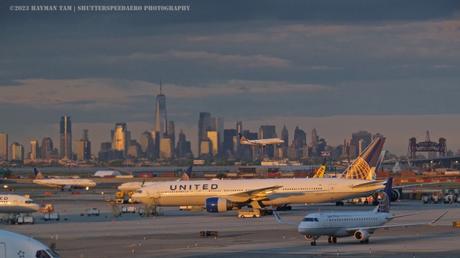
<box><xmin>0</xmin><ymin>195</ymin><xmax>39</xmax><ymax>214</ymax></box>
<box><xmin>0</xmin><ymin>230</ymin><xmax>60</xmax><ymax>258</ymax></box>
<box><xmin>132</xmin><ymin>178</ymin><xmax>384</xmax><ymax>207</ymax></box>
<box><xmin>241</xmin><ymin>138</ymin><xmax>284</xmax><ymax>146</ymax></box>
<box><xmin>33</xmin><ymin>178</ymin><xmax>96</xmax><ymax>189</ymax></box>
<box><xmin>298</xmin><ymin>211</ymin><xmax>390</xmax><ymax>237</ymax></box>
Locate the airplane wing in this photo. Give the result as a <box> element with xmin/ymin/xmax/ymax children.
<box><xmin>352</xmin><ymin>180</ymin><xmax>385</xmax><ymax>189</ymax></box>
<box><xmin>346</xmin><ymin>211</ymin><xmax>448</xmax><ymax>232</ymax></box>
<box><xmin>230</xmin><ymin>185</ymin><xmax>283</xmax><ymax>201</ymax></box>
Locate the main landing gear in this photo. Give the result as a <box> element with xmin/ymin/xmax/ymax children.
<box><xmin>327</xmin><ymin>236</ymin><xmax>337</xmax><ymax>244</ymax></box>
<box><xmin>305</xmin><ymin>235</ymin><xmax>319</xmax><ymax>246</ymax></box>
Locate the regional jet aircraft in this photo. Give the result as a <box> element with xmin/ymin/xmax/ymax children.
<box><xmin>274</xmin><ymin>178</ymin><xmax>447</xmax><ymax>245</ymax></box>
<box><xmin>32</xmin><ymin>168</ymin><xmax>96</xmax><ymax>191</ymax></box>
<box><xmin>0</xmin><ymin>230</ymin><xmax>60</xmax><ymax>258</ymax></box>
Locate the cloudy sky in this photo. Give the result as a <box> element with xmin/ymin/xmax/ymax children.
<box><xmin>1</xmin><ymin>0</ymin><xmax>460</xmax><ymax>155</ymax></box>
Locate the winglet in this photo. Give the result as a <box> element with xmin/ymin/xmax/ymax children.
<box><xmin>430</xmin><ymin>210</ymin><xmax>448</xmax><ymax>225</ymax></box>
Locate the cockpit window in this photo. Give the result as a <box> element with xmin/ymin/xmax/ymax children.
<box><xmin>302</xmin><ymin>217</ymin><xmax>319</xmax><ymax>222</ymax></box>
<box><xmin>36</xmin><ymin>250</ymin><xmax>51</xmax><ymax>258</ymax></box>
<box><xmin>135</xmin><ymin>189</ymin><xmax>143</xmax><ymax>194</ymax></box>
<box><xmin>25</xmin><ymin>200</ymin><xmax>33</xmax><ymax>204</ymax></box>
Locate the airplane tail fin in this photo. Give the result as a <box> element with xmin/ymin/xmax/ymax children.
<box><xmin>239</xmin><ymin>133</ymin><xmax>249</xmax><ymax>144</ymax></box>
<box><xmin>180</xmin><ymin>165</ymin><xmax>193</xmax><ymax>181</ymax></box>
<box><xmin>342</xmin><ymin>136</ymin><xmax>386</xmax><ymax>180</ymax></box>
<box><xmin>33</xmin><ymin>168</ymin><xmax>44</xmax><ymax>179</ymax></box>
<box><xmin>312</xmin><ymin>165</ymin><xmax>326</xmax><ymax>178</ymax></box>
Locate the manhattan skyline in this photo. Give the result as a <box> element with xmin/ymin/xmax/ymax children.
<box><xmin>1</xmin><ymin>0</ymin><xmax>460</xmax><ymax>155</ymax></box>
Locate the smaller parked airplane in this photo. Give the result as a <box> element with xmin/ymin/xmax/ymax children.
<box><xmin>274</xmin><ymin>178</ymin><xmax>447</xmax><ymax>245</ymax></box>
<box><xmin>32</xmin><ymin>168</ymin><xmax>96</xmax><ymax>191</ymax></box>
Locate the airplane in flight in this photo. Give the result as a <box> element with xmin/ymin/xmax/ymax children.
<box><xmin>0</xmin><ymin>194</ymin><xmax>39</xmax><ymax>214</ymax></box>
<box><xmin>239</xmin><ymin>133</ymin><xmax>284</xmax><ymax>146</ymax></box>
<box><xmin>0</xmin><ymin>229</ymin><xmax>60</xmax><ymax>258</ymax></box>
<box><xmin>32</xmin><ymin>168</ymin><xmax>96</xmax><ymax>191</ymax></box>
<box><xmin>274</xmin><ymin>178</ymin><xmax>448</xmax><ymax>245</ymax></box>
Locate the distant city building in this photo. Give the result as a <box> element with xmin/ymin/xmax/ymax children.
<box><xmin>127</xmin><ymin>140</ymin><xmax>142</xmax><ymax>159</ymax></box>
<box><xmin>280</xmin><ymin>125</ymin><xmax>289</xmax><ymax>158</ymax></box>
<box><xmin>41</xmin><ymin>137</ymin><xmax>57</xmax><ymax>160</ymax></box>
<box><xmin>59</xmin><ymin>115</ymin><xmax>73</xmax><ymax>160</ymax></box>
<box><xmin>176</xmin><ymin>130</ymin><xmax>193</xmax><ymax>159</ymax></box>
<box><xmin>199</xmin><ymin>139</ymin><xmax>212</xmax><ymax>159</ymax></box>
<box><xmin>198</xmin><ymin>112</ymin><xmax>212</xmax><ymax>155</ymax></box>
<box><xmin>0</xmin><ymin>133</ymin><xmax>8</xmax><ymax>161</ymax></box>
<box><xmin>207</xmin><ymin>130</ymin><xmax>219</xmax><ymax>157</ymax></box>
<box><xmin>350</xmin><ymin>131</ymin><xmax>372</xmax><ymax>158</ymax></box>
<box><xmin>29</xmin><ymin>139</ymin><xmax>40</xmax><ymax>160</ymax></box>
<box><xmin>311</xmin><ymin>128</ymin><xmax>318</xmax><ymax>148</ymax></box>
<box><xmin>112</xmin><ymin>122</ymin><xmax>129</xmax><ymax>157</ymax></box>
<box><xmin>98</xmin><ymin>142</ymin><xmax>113</xmax><ymax>161</ymax></box>
<box><xmin>139</xmin><ymin>131</ymin><xmax>154</xmax><ymax>159</ymax></box>
<box><xmin>167</xmin><ymin>121</ymin><xmax>175</xmax><ymax>157</ymax></box>
<box><xmin>159</xmin><ymin>137</ymin><xmax>173</xmax><ymax>159</ymax></box>
<box><xmin>259</xmin><ymin>125</ymin><xmax>277</xmax><ymax>159</ymax></box>
<box><xmin>223</xmin><ymin>129</ymin><xmax>237</xmax><ymax>158</ymax></box>
<box><xmin>76</xmin><ymin>129</ymin><xmax>91</xmax><ymax>161</ymax></box>
<box><xmin>291</xmin><ymin>126</ymin><xmax>307</xmax><ymax>160</ymax></box>
<box><xmin>10</xmin><ymin>142</ymin><xmax>24</xmax><ymax>161</ymax></box>
<box><xmin>213</xmin><ymin>117</ymin><xmax>224</xmax><ymax>153</ymax></box>
<box><xmin>154</xmin><ymin>83</ymin><xmax>168</xmax><ymax>136</ymax></box>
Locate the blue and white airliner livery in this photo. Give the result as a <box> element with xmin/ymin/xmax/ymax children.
<box><xmin>275</xmin><ymin>178</ymin><xmax>448</xmax><ymax>245</ymax></box>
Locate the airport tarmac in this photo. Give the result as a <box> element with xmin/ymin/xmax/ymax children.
<box><xmin>2</xmin><ymin>192</ymin><xmax>460</xmax><ymax>258</ymax></box>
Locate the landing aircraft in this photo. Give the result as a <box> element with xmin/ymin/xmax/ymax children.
<box><xmin>239</xmin><ymin>133</ymin><xmax>284</xmax><ymax>146</ymax></box>
<box><xmin>0</xmin><ymin>230</ymin><xmax>60</xmax><ymax>258</ymax></box>
<box><xmin>32</xmin><ymin>168</ymin><xmax>96</xmax><ymax>191</ymax></box>
<box><xmin>274</xmin><ymin>178</ymin><xmax>447</xmax><ymax>245</ymax></box>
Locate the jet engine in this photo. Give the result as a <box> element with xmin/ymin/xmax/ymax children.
<box><xmin>205</xmin><ymin>197</ymin><xmax>233</xmax><ymax>213</ymax></box>
<box><xmin>389</xmin><ymin>189</ymin><xmax>401</xmax><ymax>202</ymax></box>
<box><xmin>354</xmin><ymin>230</ymin><xmax>369</xmax><ymax>241</ymax></box>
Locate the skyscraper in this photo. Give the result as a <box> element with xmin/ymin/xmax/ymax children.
<box><xmin>350</xmin><ymin>131</ymin><xmax>372</xmax><ymax>158</ymax></box>
<box><xmin>112</xmin><ymin>123</ymin><xmax>129</xmax><ymax>158</ymax></box>
<box><xmin>10</xmin><ymin>142</ymin><xmax>24</xmax><ymax>161</ymax></box>
<box><xmin>30</xmin><ymin>139</ymin><xmax>40</xmax><ymax>160</ymax></box>
<box><xmin>223</xmin><ymin>129</ymin><xmax>237</xmax><ymax>158</ymax></box>
<box><xmin>139</xmin><ymin>131</ymin><xmax>154</xmax><ymax>159</ymax></box>
<box><xmin>154</xmin><ymin>83</ymin><xmax>168</xmax><ymax>136</ymax></box>
<box><xmin>198</xmin><ymin>112</ymin><xmax>212</xmax><ymax>155</ymax></box>
<box><xmin>76</xmin><ymin>129</ymin><xmax>91</xmax><ymax>161</ymax></box>
<box><xmin>281</xmin><ymin>125</ymin><xmax>289</xmax><ymax>158</ymax></box>
<box><xmin>176</xmin><ymin>130</ymin><xmax>192</xmax><ymax>159</ymax></box>
<box><xmin>41</xmin><ymin>137</ymin><xmax>54</xmax><ymax>160</ymax></box>
<box><xmin>59</xmin><ymin>115</ymin><xmax>72</xmax><ymax>160</ymax></box>
<box><xmin>259</xmin><ymin>125</ymin><xmax>277</xmax><ymax>158</ymax></box>
<box><xmin>0</xmin><ymin>133</ymin><xmax>8</xmax><ymax>161</ymax></box>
